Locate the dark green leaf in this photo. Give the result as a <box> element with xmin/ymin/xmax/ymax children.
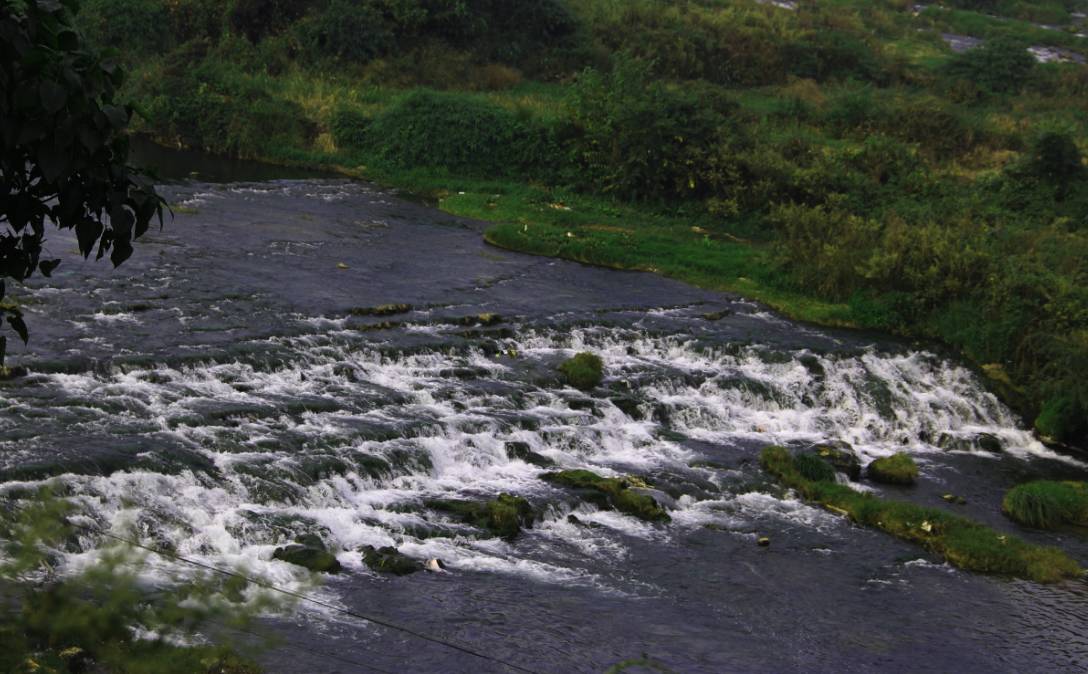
<box><xmin>39</xmin><ymin>259</ymin><xmax>61</xmax><ymax>277</ymax></box>
<box><xmin>39</xmin><ymin>80</ymin><xmax>67</xmax><ymax>114</ymax></box>
<box><xmin>9</xmin><ymin>314</ymin><xmax>28</xmax><ymax>345</ymax></box>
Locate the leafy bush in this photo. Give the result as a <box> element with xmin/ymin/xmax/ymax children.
<box><xmin>168</xmin><ymin>0</ymin><xmax>226</xmax><ymax>42</ymax></box>
<box><xmin>0</xmin><ymin>493</ymin><xmax>274</xmax><ymax>673</ymax></box>
<box><xmin>366</xmin><ymin>90</ymin><xmax>539</xmax><ymax>176</ymax></box>
<box><xmin>229</xmin><ymin>0</ymin><xmax>316</xmax><ymax>43</ymax></box>
<box><xmin>329</xmin><ymin>107</ymin><xmax>371</xmax><ymax>152</ymax></box>
<box><xmin>945</xmin><ymin>36</ymin><xmax>1036</xmax><ymax>94</ymax></box>
<box><xmin>296</xmin><ymin>0</ymin><xmax>392</xmax><ymax>63</ymax></box>
<box><xmin>569</xmin><ymin>55</ymin><xmax>728</xmax><ymax>202</ymax></box>
<box><xmin>78</xmin><ymin>0</ymin><xmax>171</xmax><ymax>56</ymax></box>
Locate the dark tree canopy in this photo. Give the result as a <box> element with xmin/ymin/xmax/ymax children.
<box><xmin>0</xmin><ymin>0</ymin><xmax>162</xmax><ymax>362</ymax></box>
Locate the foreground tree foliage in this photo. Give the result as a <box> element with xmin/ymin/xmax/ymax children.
<box><xmin>0</xmin><ymin>0</ymin><xmax>162</xmax><ymax>362</ymax></box>
<box><xmin>0</xmin><ymin>492</ymin><xmax>270</xmax><ymax>673</ymax></box>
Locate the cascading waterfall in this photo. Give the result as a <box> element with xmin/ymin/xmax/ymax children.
<box><xmin>0</xmin><ymin>322</ymin><xmax>1067</xmax><ymax>596</ymax></box>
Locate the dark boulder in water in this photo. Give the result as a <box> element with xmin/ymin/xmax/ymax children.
<box><xmin>361</xmin><ymin>545</ymin><xmax>422</xmax><ymax>575</ymax></box>
<box><xmin>504</xmin><ymin>441</ymin><xmax>555</xmax><ymax>468</ymax></box>
<box><xmin>272</xmin><ymin>542</ymin><xmax>342</xmax><ymax>574</ymax></box>
<box><xmin>938</xmin><ymin>432</ymin><xmax>1003</xmax><ymax>454</ymax></box>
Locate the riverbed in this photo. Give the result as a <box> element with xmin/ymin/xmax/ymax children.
<box><xmin>2</xmin><ymin>160</ymin><xmax>1086</xmax><ymax>672</ymax></box>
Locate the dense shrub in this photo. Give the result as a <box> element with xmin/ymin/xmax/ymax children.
<box><xmin>229</xmin><ymin>0</ymin><xmax>316</xmax><ymax>43</ymax></box>
<box><xmin>297</xmin><ymin>0</ymin><xmax>392</xmax><ymax>63</ymax></box>
<box><xmin>329</xmin><ymin>107</ymin><xmax>371</xmax><ymax>152</ymax></box>
<box><xmin>569</xmin><ymin>56</ymin><xmax>729</xmax><ymax>202</ymax></box>
<box><xmin>78</xmin><ymin>0</ymin><xmax>171</xmax><ymax>56</ymax></box>
<box><xmin>168</xmin><ymin>0</ymin><xmax>226</xmax><ymax>42</ymax></box>
<box><xmin>945</xmin><ymin>36</ymin><xmax>1036</xmax><ymax>94</ymax></box>
<box><xmin>366</xmin><ymin>90</ymin><xmax>538</xmax><ymax>176</ymax></box>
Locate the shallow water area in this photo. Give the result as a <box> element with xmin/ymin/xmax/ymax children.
<box><xmin>2</xmin><ymin>161</ymin><xmax>1087</xmax><ymax>672</ymax></box>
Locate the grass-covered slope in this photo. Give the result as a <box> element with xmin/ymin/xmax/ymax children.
<box><xmin>761</xmin><ymin>446</ymin><xmax>1082</xmax><ymax>583</ymax></box>
<box><xmin>76</xmin><ymin>0</ymin><xmax>1088</xmax><ymax>448</ymax></box>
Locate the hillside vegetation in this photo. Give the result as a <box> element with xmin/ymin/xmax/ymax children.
<box><xmin>80</xmin><ymin>0</ymin><xmax>1088</xmax><ymax>447</ymax></box>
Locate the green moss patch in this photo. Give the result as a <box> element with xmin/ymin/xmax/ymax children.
<box><xmin>426</xmin><ymin>493</ymin><xmax>534</xmax><ymax>540</ymax></box>
<box><xmin>868</xmin><ymin>453</ymin><xmax>919</xmax><ymax>485</ymax></box>
<box><xmin>761</xmin><ymin>446</ymin><xmax>1081</xmax><ymax>583</ymax></box>
<box><xmin>558</xmin><ymin>352</ymin><xmax>604</xmax><ymax>390</ymax></box>
<box><xmin>542</xmin><ymin>469</ymin><xmax>671</xmax><ymax>523</ymax></box>
<box><xmin>1003</xmin><ymin>481</ymin><xmax>1088</xmax><ymax>530</ymax></box>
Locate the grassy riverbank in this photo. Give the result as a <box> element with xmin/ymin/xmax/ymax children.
<box><xmin>80</xmin><ymin>0</ymin><xmax>1088</xmax><ymax>446</ymax></box>
<box><xmin>761</xmin><ymin>446</ymin><xmax>1082</xmax><ymax>583</ymax></box>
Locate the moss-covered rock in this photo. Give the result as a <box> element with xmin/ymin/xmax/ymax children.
<box><xmin>809</xmin><ymin>441</ymin><xmax>861</xmax><ymax>480</ymax></box>
<box><xmin>760</xmin><ymin>445</ymin><xmax>1081</xmax><ymax>583</ymax></box>
<box><xmin>558</xmin><ymin>352</ymin><xmax>604</xmax><ymax>390</ymax></box>
<box><xmin>272</xmin><ymin>542</ymin><xmax>342</xmax><ymax>574</ymax></box>
<box><xmin>504</xmin><ymin>441</ymin><xmax>555</xmax><ymax>468</ymax></box>
<box><xmin>426</xmin><ymin>493</ymin><xmax>534</xmax><ymax>540</ymax></box>
<box><xmin>542</xmin><ymin>469</ymin><xmax>671</xmax><ymax>523</ymax></box>
<box><xmin>361</xmin><ymin>545</ymin><xmax>422</xmax><ymax>575</ymax></box>
<box><xmin>1003</xmin><ymin>481</ymin><xmax>1088</xmax><ymax>530</ymax></box>
<box><xmin>867</xmin><ymin>453</ymin><xmax>918</xmax><ymax>485</ymax></box>
<box><xmin>350</xmin><ymin>303</ymin><xmax>413</xmax><ymax>317</ymax></box>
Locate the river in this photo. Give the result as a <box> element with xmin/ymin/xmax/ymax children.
<box><xmin>2</xmin><ymin>149</ymin><xmax>1087</xmax><ymax>672</ymax></box>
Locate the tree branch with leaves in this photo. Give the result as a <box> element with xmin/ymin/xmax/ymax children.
<box><xmin>0</xmin><ymin>0</ymin><xmax>163</xmax><ymax>366</ymax></box>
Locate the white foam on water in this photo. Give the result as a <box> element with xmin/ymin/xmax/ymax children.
<box><xmin>3</xmin><ymin>321</ymin><xmax>1075</xmax><ymax>604</ymax></box>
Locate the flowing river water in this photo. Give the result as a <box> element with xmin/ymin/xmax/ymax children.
<box><xmin>3</xmin><ymin>151</ymin><xmax>1088</xmax><ymax>672</ymax></box>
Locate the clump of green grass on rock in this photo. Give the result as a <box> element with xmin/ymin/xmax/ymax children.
<box><xmin>761</xmin><ymin>446</ymin><xmax>1081</xmax><ymax>583</ymax></box>
<box><xmin>795</xmin><ymin>453</ymin><xmax>838</xmax><ymax>483</ymax></box>
<box><xmin>1003</xmin><ymin>481</ymin><xmax>1088</xmax><ymax>530</ymax></box>
<box><xmin>868</xmin><ymin>452</ymin><xmax>919</xmax><ymax>485</ymax></box>
<box><xmin>542</xmin><ymin>469</ymin><xmax>670</xmax><ymax>522</ymax></box>
<box><xmin>558</xmin><ymin>352</ymin><xmax>604</xmax><ymax>390</ymax></box>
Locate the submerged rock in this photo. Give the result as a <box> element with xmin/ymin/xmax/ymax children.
<box><xmin>504</xmin><ymin>441</ymin><xmax>555</xmax><ymax>468</ymax></box>
<box><xmin>542</xmin><ymin>469</ymin><xmax>671</xmax><ymax>523</ymax></box>
<box><xmin>608</xmin><ymin>395</ymin><xmax>644</xmax><ymax>419</ymax></box>
<box><xmin>361</xmin><ymin>545</ymin><xmax>422</xmax><ymax>576</ymax></box>
<box><xmin>272</xmin><ymin>542</ymin><xmax>342</xmax><ymax>574</ymax></box>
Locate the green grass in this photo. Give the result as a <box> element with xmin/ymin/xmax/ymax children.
<box><xmin>761</xmin><ymin>446</ymin><xmax>1081</xmax><ymax>583</ymax></box>
<box><xmin>483</xmin><ymin>218</ymin><xmax>857</xmax><ymax>328</ymax></box>
<box><xmin>558</xmin><ymin>352</ymin><xmax>604</xmax><ymax>390</ymax></box>
<box><xmin>1003</xmin><ymin>481</ymin><xmax>1088</xmax><ymax>529</ymax></box>
<box><xmin>867</xmin><ymin>453</ymin><xmax>920</xmax><ymax>485</ymax></box>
